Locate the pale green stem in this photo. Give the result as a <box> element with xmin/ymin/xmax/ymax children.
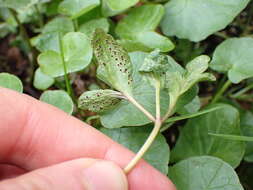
<box><xmin>230</xmin><ymin>83</ymin><xmax>253</xmax><ymax>98</ymax></box>
<box><xmin>161</xmin><ymin>95</ymin><xmax>178</xmax><ymax>123</ymax></box>
<box><xmin>124</xmin><ymin>81</ymin><xmax>161</xmax><ymax>174</ymax></box>
<box><xmin>58</xmin><ymin>33</ymin><xmax>72</xmax><ymax>97</ymax></box>
<box><xmin>124</xmin><ymin>93</ymin><xmax>155</xmax><ymax>122</ymax></box>
<box><xmin>211</xmin><ymin>80</ymin><xmax>232</xmax><ymax>104</ymax></box>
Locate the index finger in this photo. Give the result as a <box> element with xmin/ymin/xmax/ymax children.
<box><xmin>0</xmin><ymin>88</ymin><xmax>175</xmax><ymax>190</ymax></box>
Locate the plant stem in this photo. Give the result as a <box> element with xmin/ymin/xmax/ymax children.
<box><xmin>34</xmin><ymin>4</ymin><xmax>44</xmax><ymax>29</ymax></box>
<box><xmin>230</xmin><ymin>83</ymin><xmax>253</xmax><ymax>98</ymax></box>
<box><xmin>124</xmin><ymin>93</ymin><xmax>155</xmax><ymax>122</ymax></box>
<box><xmin>161</xmin><ymin>95</ymin><xmax>178</xmax><ymax>123</ymax></box>
<box><xmin>73</xmin><ymin>19</ymin><xmax>79</xmax><ymax>31</ymax></box>
<box><xmin>124</xmin><ymin>119</ymin><xmax>162</xmax><ymax>174</ymax></box>
<box><xmin>211</xmin><ymin>79</ymin><xmax>232</xmax><ymax>104</ymax></box>
<box><xmin>124</xmin><ymin>81</ymin><xmax>161</xmax><ymax>174</ymax></box>
<box><xmin>58</xmin><ymin>33</ymin><xmax>73</xmax><ymax>97</ymax></box>
<box><xmin>155</xmin><ymin>80</ymin><xmax>161</xmax><ymax>120</ymax></box>
<box><xmin>9</xmin><ymin>9</ymin><xmax>36</xmax><ymax>78</ymax></box>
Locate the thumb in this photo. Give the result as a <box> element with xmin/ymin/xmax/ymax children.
<box><xmin>0</xmin><ymin>158</ymin><xmax>128</xmax><ymax>190</ymax></box>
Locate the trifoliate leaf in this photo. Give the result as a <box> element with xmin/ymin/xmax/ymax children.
<box><xmin>115</xmin><ymin>4</ymin><xmax>174</xmax><ymax>52</ymax></box>
<box><xmin>0</xmin><ymin>72</ymin><xmax>23</xmax><ymax>92</ymax></box>
<box><xmin>211</xmin><ymin>37</ymin><xmax>253</xmax><ymax>83</ymax></box>
<box><xmin>58</xmin><ymin>0</ymin><xmax>100</xmax><ymax>19</ymax></box>
<box><xmin>33</xmin><ymin>68</ymin><xmax>54</xmax><ymax>90</ymax></box>
<box><xmin>139</xmin><ymin>49</ymin><xmax>169</xmax><ymax>88</ymax></box>
<box><xmin>161</xmin><ymin>0</ymin><xmax>250</xmax><ymax>42</ymax></box>
<box><xmin>169</xmin><ymin>156</ymin><xmax>244</xmax><ymax>190</ymax></box>
<box><xmin>40</xmin><ymin>90</ymin><xmax>74</xmax><ymax>114</ymax></box>
<box><xmin>92</xmin><ymin>29</ymin><xmax>133</xmax><ymax>95</ymax></box>
<box><xmin>38</xmin><ymin>32</ymin><xmax>92</xmax><ymax>77</ymax></box>
<box><xmin>78</xmin><ymin>89</ymin><xmax>122</xmax><ymax>112</ymax></box>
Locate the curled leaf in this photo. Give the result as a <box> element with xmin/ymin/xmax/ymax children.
<box><xmin>92</xmin><ymin>29</ymin><xmax>133</xmax><ymax>95</ymax></box>
<box><xmin>78</xmin><ymin>89</ymin><xmax>122</xmax><ymax>112</ymax></box>
<box><xmin>139</xmin><ymin>49</ymin><xmax>169</xmax><ymax>88</ymax></box>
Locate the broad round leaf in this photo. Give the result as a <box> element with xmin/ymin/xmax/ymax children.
<box><xmin>115</xmin><ymin>4</ymin><xmax>174</xmax><ymax>52</ymax></box>
<box><xmin>211</xmin><ymin>37</ymin><xmax>253</xmax><ymax>83</ymax></box>
<box><xmin>0</xmin><ymin>73</ymin><xmax>23</xmax><ymax>92</ymax></box>
<box><xmin>169</xmin><ymin>156</ymin><xmax>243</xmax><ymax>190</ymax></box>
<box><xmin>33</xmin><ymin>68</ymin><xmax>54</xmax><ymax>90</ymax></box>
<box><xmin>101</xmin><ymin>126</ymin><xmax>170</xmax><ymax>174</ymax></box>
<box><xmin>31</xmin><ymin>17</ymin><xmax>74</xmax><ymax>52</ymax></box>
<box><xmin>79</xmin><ymin>18</ymin><xmax>110</xmax><ymax>38</ymax></box>
<box><xmin>105</xmin><ymin>0</ymin><xmax>138</xmax><ymax>11</ymax></box>
<box><xmin>171</xmin><ymin>104</ymin><xmax>245</xmax><ymax>168</ymax></box>
<box><xmin>161</xmin><ymin>0</ymin><xmax>250</xmax><ymax>42</ymax></box>
<box><xmin>38</xmin><ymin>32</ymin><xmax>92</xmax><ymax>77</ymax></box>
<box><xmin>58</xmin><ymin>0</ymin><xmax>100</xmax><ymax>19</ymax></box>
<box><xmin>0</xmin><ymin>0</ymin><xmax>38</xmax><ymax>12</ymax></box>
<box><xmin>241</xmin><ymin>111</ymin><xmax>253</xmax><ymax>162</ymax></box>
<box><xmin>40</xmin><ymin>90</ymin><xmax>74</xmax><ymax>114</ymax></box>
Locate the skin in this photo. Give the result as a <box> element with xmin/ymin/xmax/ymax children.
<box><xmin>0</xmin><ymin>88</ymin><xmax>176</xmax><ymax>190</ymax></box>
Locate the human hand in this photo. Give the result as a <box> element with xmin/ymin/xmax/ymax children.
<box><xmin>0</xmin><ymin>88</ymin><xmax>176</xmax><ymax>190</ymax></box>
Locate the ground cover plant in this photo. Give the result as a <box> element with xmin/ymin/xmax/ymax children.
<box><xmin>1</xmin><ymin>0</ymin><xmax>253</xmax><ymax>189</ymax></box>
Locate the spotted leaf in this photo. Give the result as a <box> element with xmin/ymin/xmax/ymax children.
<box><xmin>92</xmin><ymin>29</ymin><xmax>133</xmax><ymax>95</ymax></box>
<box><xmin>78</xmin><ymin>89</ymin><xmax>122</xmax><ymax>112</ymax></box>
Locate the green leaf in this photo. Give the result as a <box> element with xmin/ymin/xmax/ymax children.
<box><xmin>0</xmin><ymin>73</ymin><xmax>23</xmax><ymax>92</ymax></box>
<box><xmin>161</xmin><ymin>0</ymin><xmax>250</xmax><ymax>42</ymax></box>
<box><xmin>40</xmin><ymin>90</ymin><xmax>74</xmax><ymax>114</ymax></box>
<box><xmin>0</xmin><ymin>0</ymin><xmax>38</xmax><ymax>12</ymax></box>
<box><xmin>105</xmin><ymin>0</ymin><xmax>138</xmax><ymax>11</ymax></box>
<box><xmin>31</xmin><ymin>17</ymin><xmax>74</xmax><ymax>52</ymax></box>
<box><xmin>38</xmin><ymin>32</ymin><xmax>92</xmax><ymax>77</ymax></box>
<box><xmin>78</xmin><ymin>89</ymin><xmax>122</xmax><ymax>112</ymax></box>
<box><xmin>177</xmin><ymin>96</ymin><xmax>201</xmax><ymax>115</ymax></box>
<box><xmin>171</xmin><ymin>104</ymin><xmax>245</xmax><ymax>168</ymax></box>
<box><xmin>101</xmin><ymin>126</ymin><xmax>170</xmax><ymax>174</ymax></box>
<box><xmin>139</xmin><ymin>49</ymin><xmax>170</xmax><ymax>88</ymax></box>
<box><xmin>92</xmin><ymin>29</ymin><xmax>133</xmax><ymax>95</ymax></box>
<box><xmin>209</xmin><ymin>133</ymin><xmax>253</xmax><ymax>142</ymax></box>
<box><xmin>33</xmin><ymin>68</ymin><xmax>54</xmax><ymax>90</ymax></box>
<box><xmin>58</xmin><ymin>0</ymin><xmax>100</xmax><ymax>19</ymax></box>
<box><xmin>211</xmin><ymin>37</ymin><xmax>253</xmax><ymax>83</ymax></box>
<box><xmin>100</xmin><ymin>52</ymin><xmax>169</xmax><ymax>128</ymax></box>
<box><xmin>79</xmin><ymin>18</ymin><xmax>110</xmax><ymax>38</ymax></box>
<box><xmin>169</xmin><ymin>156</ymin><xmax>244</xmax><ymax>190</ymax></box>
<box><xmin>115</xmin><ymin>4</ymin><xmax>174</xmax><ymax>52</ymax></box>
<box><xmin>165</xmin><ymin>55</ymin><xmax>215</xmax><ymax>101</ymax></box>
<box><xmin>241</xmin><ymin>111</ymin><xmax>253</xmax><ymax>162</ymax></box>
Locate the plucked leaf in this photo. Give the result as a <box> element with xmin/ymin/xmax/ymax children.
<box><xmin>169</xmin><ymin>156</ymin><xmax>244</xmax><ymax>190</ymax></box>
<box><xmin>92</xmin><ymin>29</ymin><xmax>133</xmax><ymax>95</ymax></box>
<box><xmin>33</xmin><ymin>68</ymin><xmax>54</xmax><ymax>90</ymax></box>
<box><xmin>100</xmin><ymin>52</ymin><xmax>169</xmax><ymax>128</ymax></box>
<box><xmin>58</xmin><ymin>0</ymin><xmax>100</xmax><ymax>19</ymax></box>
<box><xmin>161</xmin><ymin>0</ymin><xmax>250</xmax><ymax>42</ymax></box>
<box><xmin>38</xmin><ymin>32</ymin><xmax>92</xmax><ymax>77</ymax></box>
<box><xmin>139</xmin><ymin>49</ymin><xmax>169</xmax><ymax>88</ymax></box>
<box><xmin>0</xmin><ymin>73</ymin><xmax>23</xmax><ymax>92</ymax></box>
<box><xmin>101</xmin><ymin>126</ymin><xmax>170</xmax><ymax>174</ymax></box>
<box><xmin>171</xmin><ymin>104</ymin><xmax>245</xmax><ymax>168</ymax></box>
<box><xmin>116</xmin><ymin>4</ymin><xmax>174</xmax><ymax>52</ymax></box>
<box><xmin>78</xmin><ymin>89</ymin><xmax>122</xmax><ymax>112</ymax></box>
<box><xmin>211</xmin><ymin>37</ymin><xmax>253</xmax><ymax>83</ymax></box>
<box><xmin>40</xmin><ymin>90</ymin><xmax>74</xmax><ymax>114</ymax></box>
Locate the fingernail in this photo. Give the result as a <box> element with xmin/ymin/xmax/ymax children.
<box><xmin>83</xmin><ymin>161</ymin><xmax>128</xmax><ymax>190</ymax></box>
